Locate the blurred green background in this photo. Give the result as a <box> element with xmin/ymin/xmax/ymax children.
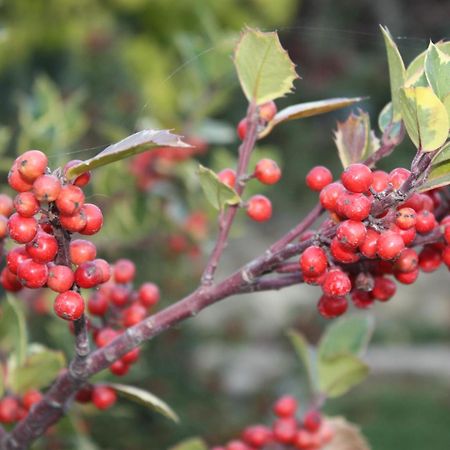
<box><xmin>0</xmin><ymin>0</ymin><xmax>449</xmax><ymax>449</ymax></box>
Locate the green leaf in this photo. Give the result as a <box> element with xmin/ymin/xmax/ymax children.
<box><xmin>108</xmin><ymin>383</ymin><xmax>179</xmax><ymax>423</ymax></box>
<box><xmin>399</xmin><ymin>86</ymin><xmax>449</xmax><ymax>151</ymax></box>
<box><xmin>9</xmin><ymin>344</ymin><xmax>66</xmax><ymax>394</ymax></box>
<box><xmin>65</xmin><ymin>130</ymin><xmax>191</xmax><ymax>179</ymax></box>
<box><xmin>0</xmin><ymin>295</ymin><xmax>28</xmax><ymax>366</ymax></box>
<box><xmin>419</xmin><ymin>141</ymin><xmax>450</xmax><ymax>191</ymax></box>
<box><xmin>318</xmin><ymin>353</ymin><xmax>369</xmax><ymax>398</ymax></box>
<box><xmin>259</xmin><ymin>97</ymin><xmax>365</xmax><ymax>138</ymax></box>
<box><xmin>318</xmin><ymin>315</ymin><xmax>374</xmax><ymax>360</ymax></box>
<box><xmin>169</xmin><ymin>438</ymin><xmax>208</xmax><ymax>450</ymax></box>
<box><xmin>0</xmin><ymin>365</ymin><xmax>4</xmax><ymax>398</ymax></box>
<box><xmin>378</xmin><ymin>102</ymin><xmax>403</xmax><ymax>141</ymax></box>
<box><xmin>197</xmin><ymin>164</ymin><xmax>241</xmax><ymax>210</ymax></box>
<box><xmin>333</xmin><ymin>110</ymin><xmax>377</xmax><ymax>168</ymax></box>
<box><xmin>425</xmin><ymin>42</ymin><xmax>450</xmax><ymax>101</ymax></box>
<box><xmin>380</xmin><ymin>26</ymin><xmax>406</xmax><ymax>121</ymax></box>
<box><xmin>286</xmin><ymin>329</ymin><xmax>317</xmax><ymax>392</ymax></box>
<box><xmin>234</xmin><ymin>27</ymin><xmax>298</xmax><ymax>105</ymax></box>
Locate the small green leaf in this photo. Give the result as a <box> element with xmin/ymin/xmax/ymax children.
<box><xmin>425</xmin><ymin>42</ymin><xmax>450</xmax><ymax>101</ymax></box>
<box><xmin>259</xmin><ymin>97</ymin><xmax>365</xmax><ymax>138</ymax></box>
<box><xmin>333</xmin><ymin>110</ymin><xmax>376</xmax><ymax>168</ymax></box>
<box><xmin>234</xmin><ymin>27</ymin><xmax>298</xmax><ymax>105</ymax></box>
<box><xmin>197</xmin><ymin>164</ymin><xmax>241</xmax><ymax>210</ymax></box>
<box><xmin>0</xmin><ymin>365</ymin><xmax>4</xmax><ymax>397</ymax></box>
<box><xmin>378</xmin><ymin>102</ymin><xmax>404</xmax><ymax>142</ymax></box>
<box><xmin>169</xmin><ymin>438</ymin><xmax>208</xmax><ymax>450</ymax></box>
<box><xmin>318</xmin><ymin>315</ymin><xmax>374</xmax><ymax>360</ymax></box>
<box><xmin>419</xmin><ymin>141</ymin><xmax>450</xmax><ymax>191</ymax></box>
<box><xmin>399</xmin><ymin>86</ymin><xmax>449</xmax><ymax>151</ymax></box>
<box><xmin>65</xmin><ymin>130</ymin><xmax>191</xmax><ymax>179</ymax></box>
<box><xmin>318</xmin><ymin>353</ymin><xmax>369</xmax><ymax>398</ymax></box>
<box><xmin>108</xmin><ymin>383</ymin><xmax>179</xmax><ymax>423</ymax></box>
<box><xmin>9</xmin><ymin>344</ymin><xmax>66</xmax><ymax>394</ymax></box>
<box><xmin>380</xmin><ymin>26</ymin><xmax>406</xmax><ymax>121</ymax></box>
<box><xmin>287</xmin><ymin>329</ymin><xmax>317</xmax><ymax>392</ymax></box>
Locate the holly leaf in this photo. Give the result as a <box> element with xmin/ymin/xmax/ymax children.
<box><xmin>322</xmin><ymin>417</ymin><xmax>371</xmax><ymax>450</ymax></box>
<box><xmin>399</xmin><ymin>86</ymin><xmax>449</xmax><ymax>151</ymax></box>
<box><xmin>197</xmin><ymin>164</ymin><xmax>241</xmax><ymax>210</ymax></box>
<box><xmin>419</xmin><ymin>141</ymin><xmax>450</xmax><ymax>191</ymax></box>
<box><xmin>9</xmin><ymin>344</ymin><xmax>66</xmax><ymax>394</ymax></box>
<box><xmin>318</xmin><ymin>353</ymin><xmax>369</xmax><ymax>398</ymax></box>
<box><xmin>234</xmin><ymin>27</ymin><xmax>298</xmax><ymax>105</ymax></box>
<box><xmin>333</xmin><ymin>110</ymin><xmax>378</xmax><ymax>168</ymax></box>
<box><xmin>108</xmin><ymin>383</ymin><xmax>179</xmax><ymax>423</ymax></box>
<box><xmin>65</xmin><ymin>130</ymin><xmax>191</xmax><ymax>179</ymax></box>
<box><xmin>169</xmin><ymin>438</ymin><xmax>208</xmax><ymax>450</ymax></box>
<box><xmin>378</xmin><ymin>102</ymin><xmax>403</xmax><ymax>141</ymax></box>
<box><xmin>425</xmin><ymin>42</ymin><xmax>450</xmax><ymax>102</ymax></box>
<box><xmin>318</xmin><ymin>315</ymin><xmax>374</xmax><ymax>360</ymax></box>
<box><xmin>259</xmin><ymin>97</ymin><xmax>365</xmax><ymax>139</ymax></box>
<box><xmin>380</xmin><ymin>26</ymin><xmax>406</xmax><ymax>121</ymax></box>
<box><xmin>287</xmin><ymin>329</ymin><xmax>317</xmax><ymax>392</ymax></box>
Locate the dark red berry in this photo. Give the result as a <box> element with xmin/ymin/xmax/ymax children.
<box><xmin>303</xmin><ymin>409</ymin><xmax>322</xmax><ymax>432</ymax></box>
<box><xmin>317</xmin><ymin>295</ymin><xmax>348</xmax><ymax>318</ymax></box>
<box><xmin>371</xmin><ymin>276</ymin><xmax>396</xmax><ymax>302</ymax></box>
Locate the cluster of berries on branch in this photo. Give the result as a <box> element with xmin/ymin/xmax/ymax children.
<box><xmin>211</xmin><ymin>395</ymin><xmax>333</xmax><ymax>450</ymax></box>
<box><xmin>0</xmin><ymin>389</ymin><xmax>43</xmax><ymax>425</ymax></box>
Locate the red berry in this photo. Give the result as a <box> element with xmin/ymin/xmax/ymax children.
<box><xmin>370</xmin><ymin>170</ymin><xmax>389</xmax><ymax>193</ymax></box>
<box><xmin>17</xmin><ymin>150</ymin><xmax>48</xmax><ymax>182</ymax></box>
<box><xmin>7</xmin><ymin>213</ymin><xmax>38</xmax><ymax>244</ymax></box>
<box><xmin>79</xmin><ymin>203</ymin><xmax>103</xmax><ymax>235</ymax></box>
<box><xmin>351</xmin><ymin>290</ymin><xmax>374</xmax><ymax>309</ymax></box>
<box><xmin>226</xmin><ymin>440</ymin><xmax>248</xmax><ymax>450</ymax></box>
<box><xmin>6</xmin><ymin>246</ymin><xmax>30</xmax><ymax>274</ymax></box>
<box><xmin>17</xmin><ymin>259</ymin><xmax>48</xmax><ymax>288</ymax></box>
<box><xmin>402</xmin><ymin>193</ymin><xmax>424</xmax><ymax>212</ymax></box>
<box><xmin>393</xmin><ymin>248</ymin><xmax>418</xmax><ymax>273</ymax></box>
<box><xmin>237</xmin><ymin>118</ymin><xmax>248</xmax><ymax>140</ymax></box>
<box><xmin>74</xmin><ymin>261</ymin><xmax>103</xmax><ymax>289</ymax></box>
<box><xmin>330</xmin><ymin>237</ymin><xmax>359</xmax><ymax>263</ymax></box>
<box><xmin>95</xmin><ymin>328</ymin><xmax>119</xmax><ymax>347</ymax></box>
<box><xmin>322</xmin><ymin>269</ymin><xmax>352</xmax><ymax>297</ymax></box>
<box><xmin>317</xmin><ymin>295</ymin><xmax>348</xmax><ymax>318</ymax></box>
<box><xmin>397</xmin><ymin>225</ymin><xmax>416</xmax><ymax>245</ymax></box>
<box><xmin>293</xmin><ymin>429</ymin><xmax>314</xmax><ymax>449</ymax></box>
<box><xmin>0</xmin><ymin>194</ymin><xmax>14</xmax><ymax>217</ymax></box>
<box><xmin>138</xmin><ymin>282</ymin><xmax>160</xmax><ymax>308</ymax></box>
<box><xmin>33</xmin><ymin>175</ymin><xmax>61</xmax><ymax>202</ymax></box>
<box><xmin>415</xmin><ymin>210</ymin><xmax>436</xmax><ymax>234</ymax></box>
<box><xmin>47</xmin><ymin>264</ymin><xmax>75</xmax><ymax>293</ymax></box>
<box><xmin>372</xmin><ymin>276</ymin><xmax>396</xmax><ymax>301</ymax></box>
<box><xmin>122</xmin><ymin>348</ymin><xmax>141</xmax><ymax>365</ymax></box>
<box><xmin>335</xmin><ymin>192</ymin><xmax>372</xmax><ymax>221</ymax></box>
<box><xmin>63</xmin><ymin>160</ymin><xmax>91</xmax><ymax>187</ymax></box>
<box><xmin>303</xmin><ymin>410</ymin><xmax>322</xmax><ymax>432</ymax></box>
<box><xmin>259</xmin><ymin>101</ymin><xmax>277</xmax><ymax>121</ymax></box>
<box><xmin>22</xmin><ymin>389</ymin><xmax>43</xmax><ymax>411</ymax></box>
<box><xmin>75</xmin><ymin>385</ymin><xmax>93</xmax><ymax>403</ymax></box>
<box><xmin>54</xmin><ymin>291</ymin><xmax>85</xmax><ymax>320</ymax></box>
<box><xmin>359</xmin><ymin>228</ymin><xmax>379</xmax><ymax>258</ymax></box>
<box><xmin>59</xmin><ymin>209</ymin><xmax>87</xmax><ymax>232</ymax></box>
<box><xmin>114</xmin><ymin>259</ymin><xmax>136</xmax><ymax>284</ymax></box>
<box><xmin>319</xmin><ymin>182</ymin><xmax>344</xmax><ymax>211</ymax></box>
<box><xmin>300</xmin><ymin>245</ymin><xmax>328</xmax><ymax>277</ymax></box>
<box><xmin>122</xmin><ymin>303</ymin><xmax>147</xmax><ymax>327</ymax></box>
<box><xmin>395</xmin><ymin>268</ymin><xmax>419</xmax><ymax>284</ymax></box>
<box><xmin>306</xmin><ymin>166</ymin><xmax>333</xmax><ymax>191</ymax></box>
<box><xmin>8</xmin><ymin>163</ymin><xmax>34</xmax><ymax>192</ymax></box>
<box><xmin>0</xmin><ymin>267</ymin><xmax>22</xmax><ymax>292</ymax></box>
<box><xmin>25</xmin><ymin>231</ymin><xmax>58</xmax><ymax>263</ymax></box>
<box><xmin>218</xmin><ymin>168</ymin><xmax>236</xmax><ymax>188</ymax></box>
<box><xmin>395</xmin><ymin>207</ymin><xmax>416</xmax><ymax>230</ymax></box>
<box><xmin>418</xmin><ymin>246</ymin><xmax>442</xmax><ymax>273</ymax></box>
<box><xmin>341</xmin><ymin>163</ymin><xmax>373</xmax><ymax>193</ymax></box>
<box><xmin>93</xmin><ymin>258</ymin><xmax>111</xmax><ymax>283</ymax></box>
<box><xmin>92</xmin><ymin>386</ymin><xmax>117</xmax><ymax>410</ymax></box>
<box><xmin>88</xmin><ymin>292</ymin><xmax>109</xmax><ymax>316</ymax></box>
<box><xmin>441</xmin><ymin>246</ymin><xmax>450</xmax><ymax>268</ymax></box>
<box><xmin>336</xmin><ymin>220</ymin><xmax>367</xmax><ymax>249</ymax></box>
<box><xmin>70</xmin><ymin>239</ymin><xmax>97</xmax><ymax>265</ymax></box>
<box><xmin>109</xmin><ymin>359</ymin><xmax>130</xmax><ymax>376</ymax></box>
<box><xmin>389</xmin><ymin>168</ymin><xmax>410</xmax><ymax>189</ymax></box>
<box><xmin>272</xmin><ymin>417</ymin><xmax>297</xmax><ymax>445</ymax></box>
<box><xmin>110</xmin><ymin>285</ymin><xmax>130</xmax><ymax>307</ymax></box>
<box><xmin>273</xmin><ymin>395</ymin><xmax>298</xmax><ymax>418</ymax></box>
<box><xmin>254</xmin><ymin>159</ymin><xmax>282</xmax><ymax>185</ymax></box>
<box><xmin>377</xmin><ymin>231</ymin><xmax>405</xmax><ymax>260</ymax></box>
<box><xmin>13</xmin><ymin>192</ymin><xmax>40</xmax><ymax>218</ymax></box>
<box><xmin>246</xmin><ymin>195</ymin><xmax>272</xmax><ymax>222</ymax></box>
<box><xmin>55</xmin><ymin>184</ymin><xmax>85</xmax><ymax>216</ymax></box>
<box><xmin>0</xmin><ymin>396</ymin><xmax>19</xmax><ymax>424</ymax></box>
<box><xmin>242</xmin><ymin>425</ymin><xmax>272</xmax><ymax>447</ymax></box>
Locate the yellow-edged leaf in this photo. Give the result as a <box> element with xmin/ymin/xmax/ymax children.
<box><xmin>419</xmin><ymin>141</ymin><xmax>450</xmax><ymax>191</ymax></box>
<box><xmin>425</xmin><ymin>42</ymin><xmax>450</xmax><ymax>100</ymax></box>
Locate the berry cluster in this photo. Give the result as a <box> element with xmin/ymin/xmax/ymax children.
<box><xmin>0</xmin><ymin>389</ymin><xmax>42</xmax><ymax>424</ymax></box>
<box><xmin>300</xmin><ymin>163</ymin><xmax>449</xmax><ymax>318</ymax></box>
<box><xmin>211</xmin><ymin>395</ymin><xmax>333</xmax><ymax>450</ymax></box>
<box><xmin>75</xmin><ymin>384</ymin><xmax>117</xmax><ymax>411</ymax></box>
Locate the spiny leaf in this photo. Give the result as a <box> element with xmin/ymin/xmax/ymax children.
<box><xmin>108</xmin><ymin>383</ymin><xmax>179</xmax><ymax>423</ymax></box>
<box><xmin>380</xmin><ymin>26</ymin><xmax>406</xmax><ymax>121</ymax></box>
<box><xmin>399</xmin><ymin>86</ymin><xmax>449</xmax><ymax>151</ymax></box>
<box><xmin>197</xmin><ymin>164</ymin><xmax>241</xmax><ymax>210</ymax></box>
<box><xmin>323</xmin><ymin>417</ymin><xmax>371</xmax><ymax>450</ymax></box>
<box><xmin>333</xmin><ymin>110</ymin><xmax>376</xmax><ymax>168</ymax></box>
<box><xmin>318</xmin><ymin>315</ymin><xmax>374</xmax><ymax>360</ymax></box>
<box><xmin>419</xmin><ymin>141</ymin><xmax>450</xmax><ymax>191</ymax></box>
<box><xmin>65</xmin><ymin>129</ymin><xmax>191</xmax><ymax>179</ymax></box>
<box><xmin>9</xmin><ymin>344</ymin><xmax>66</xmax><ymax>394</ymax></box>
<box><xmin>425</xmin><ymin>42</ymin><xmax>450</xmax><ymax>101</ymax></box>
<box><xmin>169</xmin><ymin>438</ymin><xmax>208</xmax><ymax>450</ymax></box>
<box><xmin>259</xmin><ymin>97</ymin><xmax>365</xmax><ymax>138</ymax></box>
<box><xmin>234</xmin><ymin>27</ymin><xmax>298</xmax><ymax>105</ymax></box>
<box><xmin>318</xmin><ymin>353</ymin><xmax>369</xmax><ymax>398</ymax></box>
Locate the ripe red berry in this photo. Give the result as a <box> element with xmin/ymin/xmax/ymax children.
<box><xmin>259</xmin><ymin>100</ymin><xmax>277</xmax><ymax>122</ymax></box>
<box><xmin>273</xmin><ymin>417</ymin><xmax>297</xmax><ymax>445</ymax></box>
<box><xmin>395</xmin><ymin>268</ymin><xmax>419</xmax><ymax>284</ymax></box>
<box><xmin>293</xmin><ymin>429</ymin><xmax>315</xmax><ymax>449</ymax></box>
<box><xmin>351</xmin><ymin>290</ymin><xmax>374</xmax><ymax>309</ymax></box>
<box><xmin>0</xmin><ymin>267</ymin><xmax>22</xmax><ymax>292</ymax></box>
<box><xmin>317</xmin><ymin>295</ymin><xmax>348</xmax><ymax>318</ymax></box>
<box><xmin>25</xmin><ymin>231</ymin><xmax>58</xmax><ymax>263</ymax></box>
<box><xmin>415</xmin><ymin>210</ymin><xmax>436</xmax><ymax>234</ymax></box>
<box><xmin>359</xmin><ymin>228</ymin><xmax>380</xmax><ymax>258</ymax></box>
<box><xmin>55</xmin><ymin>184</ymin><xmax>85</xmax><ymax>216</ymax></box>
<box><xmin>322</xmin><ymin>269</ymin><xmax>352</xmax><ymax>297</ymax></box>
<box><xmin>7</xmin><ymin>213</ymin><xmax>38</xmax><ymax>244</ymax></box>
<box><xmin>110</xmin><ymin>285</ymin><xmax>130</xmax><ymax>307</ymax></box>
<box><xmin>88</xmin><ymin>292</ymin><xmax>109</xmax><ymax>316</ymax></box>
<box><xmin>376</xmin><ymin>231</ymin><xmax>405</xmax><ymax>260</ymax></box>
<box><xmin>114</xmin><ymin>259</ymin><xmax>136</xmax><ymax>283</ymax></box>
<box><xmin>22</xmin><ymin>389</ymin><xmax>43</xmax><ymax>411</ymax></box>
<box><xmin>299</xmin><ymin>246</ymin><xmax>328</xmax><ymax>277</ymax></box>
<box><xmin>370</xmin><ymin>170</ymin><xmax>389</xmax><ymax>193</ymax></box>
<box><xmin>242</xmin><ymin>425</ymin><xmax>272</xmax><ymax>447</ymax></box>
<box><xmin>273</xmin><ymin>395</ymin><xmax>298</xmax><ymax>418</ymax></box>
<box><xmin>92</xmin><ymin>386</ymin><xmax>117</xmax><ymax>410</ymax></box>
<box><xmin>79</xmin><ymin>203</ymin><xmax>103</xmax><ymax>235</ymax></box>
<box><xmin>74</xmin><ymin>261</ymin><xmax>103</xmax><ymax>289</ymax></box>
<box><xmin>109</xmin><ymin>359</ymin><xmax>130</xmax><ymax>376</ymax></box>
<box><xmin>218</xmin><ymin>168</ymin><xmax>236</xmax><ymax>188</ymax></box>
<box><xmin>246</xmin><ymin>195</ymin><xmax>272</xmax><ymax>222</ymax></box>
<box><xmin>70</xmin><ymin>239</ymin><xmax>97</xmax><ymax>265</ymax></box>
<box><xmin>335</xmin><ymin>192</ymin><xmax>372</xmax><ymax>221</ymax></box>
<box><xmin>237</xmin><ymin>118</ymin><xmax>248</xmax><ymax>140</ymax></box>
<box><xmin>47</xmin><ymin>264</ymin><xmax>75</xmax><ymax>293</ymax></box>
<box><xmin>17</xmin><ymin>150</ymin><xmax>48</xmax><ymax>182</ymax></box>
<box><xmin>303</xmin><ymin>410</ymin><xmax>322</xmax><ymax>432</ymax></box>
<box><xmin>33</xmin><ymin>174</ymin><xmax>61</xmax><ymax>202</ymax></box>
<box><xmin>336</xmin><ymin>220</ymin><xmax>367</xmax><ymax>249</ymax></box>
<box><xmin>306</xmin><ymin>166</ymin><xmax>333</xmax><ymax>192</ymax></box>
<box><xmin>54</xmin><ymin>290</ymin><xmax>84</xmax><ymax>321</ymax></box>
<box><xmin>330</xmin><ymin>237</ymin><xmax>359</xmax><ymax>263</ymax></box>
<box><xmin>254</xmin><ymin>159</ymin><xmax>282</xmax><ymax>185</ymax></box>
<box><xmin>138</xmin><ymin>282</ymin><xmax>160</xmax><ymax>308</ymax></box>
<box><xmin>75</xmin><ymin>385</ymin><xmax>93</xmax><ymax>403</ymax></box>
<box><xmin>0</xmin><ymin>396</ymin><xmax>19</xmax><ymax>424</ymax></box>
<box><xmin>226</xmin><ymin>440</ymin><xmax>248</xmax><ymax>450</ymax></box>
<box><xmin>395</xmin><ymin>207</ymin><xmax>417</xmax><ymax>230</ymax></box>
<box><xmin>6</xmin><ymin>246</ymin><xmax>29</xmax><ymax>274</ymax></box>
<box><xmin>8</xmin><ymin>163</ymin><xmax>34</xmax><ymax>192</ymax></box>
<box><xmin>95</xmin><ymin>328</ymin><xmax>119</xmax><ymax>347</ymax></box>
<box><xmin>0</xmin><ymin>194</ymin><xmax>14</xmax><ymax>217</ymax></box>
<box><xmin>122</xmin><ymin>303</ymin><xmax>147</xmax><ymax>327</ymax></box>
<box><xmin>371</xmin><ymin>276</ymin><xmax>396</xmax><ymax>301</ymax></box>
<box><xmin>13</xmin><ymin>192</ymin><xmax>40</xmax><ymax>218</ymax></box>
<box><xmin>122</xmin><ymin>348</ymin><xmax>141</xmax><ymax>365</ymax></box>
<box><xmin>393</xmin><ymin>248</ymin><xmax>418</xmax><ymax>273</ymax></box>
<box><xmin>341</xmin><ymin>163</ymin><xmax>373</xmax><ymax>193</ymax></box>
<box><xmin>93</xmin><ymin>258</ymin><xmax>111</xmax><ymax>283</ymax></box>
<box><xmin>418</xmin><ymin>246</ymin><xmax>442</xmax><ymax>273</ymax></box>
<box><xmin>397</xmin><ymin>225</ymin><xmax>416</xmax><ymax>245</ymax></box>
<box><xmin>389</xmin><ymin>168</ymin><xmax>410</xmax><ymax>189</ymax></box>
<box><xmin>17</xmin><ymin>259</ymin><xmax>48</xmax><ymax>288</ymax></box>
<box><xmin>59</xmin><ymin>209</ymin><xmax>87</xmax><ymax>232</ymax></box>
<box><xmin>319</xmin><ymin>182</ymin><xmax>344</xmax><ymax>211</ymax></box>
